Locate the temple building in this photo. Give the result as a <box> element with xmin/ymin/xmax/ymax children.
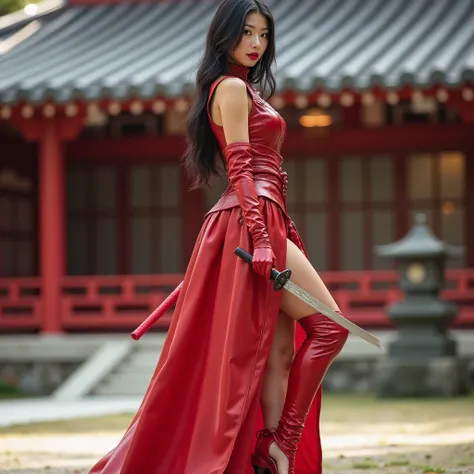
<box><xmin>1</xmin><ymin>0</ymin><xmax>473</xmax><ymax>334</ymax></box>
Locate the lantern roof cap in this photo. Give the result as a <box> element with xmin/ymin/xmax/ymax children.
<box><xmin>376</xmin><ymin>214</ymin><xmax>464</xmax><ymax>260</ymax></box>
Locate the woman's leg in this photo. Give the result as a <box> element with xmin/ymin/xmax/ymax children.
<box><xmin>260</xmin><ymin>310</ymin><xmax>294</xmax><ymax>429</ymax></box>
<box><xmin>280</xmin><ymin>239</ymin><xmax>339</xmax><ymax>316</ymax></box>
<box><xmin>264</xmin><ymin>239</ymin><xmax>349</xmax><ymax>474</ymax></box>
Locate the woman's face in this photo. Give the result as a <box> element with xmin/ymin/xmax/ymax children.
<box><xmin>231</xmin><ymin>12</ymin><xmax>269</xmax><ymax>67</ymax></box>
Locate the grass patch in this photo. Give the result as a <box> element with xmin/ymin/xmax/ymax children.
<box><xmin>418</xmin><ymin>466</ymin><xmax>446</xmax><ymax>474</ymax></box>
<box><xmin>353</xmin><ymin>460</ymin><xmax>379</xmax><ymax>469</ymax></box>
<box><xmin>385</xmin><ymin>460</ymin><xmax>411</xmax><ymax>467</ymax></box>
<box><xmin>0</xmin><ymin>381</ymin><xmax>29</xmax><ymax>400</ymax></box>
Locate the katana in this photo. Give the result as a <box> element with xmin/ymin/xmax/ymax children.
<box><xmin>235</xmin><ymin>247</ymin><xmax>384</xmax><ymax>350</ymax></box>
<box><xmin>132</xmin><ymin>249</ymin><xmax>384</xmax><ymax>350</ymax></box>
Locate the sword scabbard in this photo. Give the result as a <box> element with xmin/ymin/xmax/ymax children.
<box><xmin>131</xmin><ymin>281</ymin><xmax>183</xmax><ymax>340</ymax></box>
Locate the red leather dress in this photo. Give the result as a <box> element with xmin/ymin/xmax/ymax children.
<box><xmin>88</xmin><ymin>63</ymin><xmax>322</xmax><ymax>474</ymax></box>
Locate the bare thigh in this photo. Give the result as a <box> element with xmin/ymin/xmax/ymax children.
<box><xmin>279</xmin><ymin>238</ymin><xmax>339</xmax><ymax>322</ymax></box>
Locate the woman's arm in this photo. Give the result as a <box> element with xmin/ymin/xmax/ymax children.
<box><xmin>215</xmin><ymin>77</ymin><xmax>250</xmax><ymax>144</ymax></box>
<box><xmin>215</xmin><ymin>78</ymin><xmax>274</xmax><ymax>279</ymax></box>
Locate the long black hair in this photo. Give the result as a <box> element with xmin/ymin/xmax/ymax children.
<box><xmin>182</xmin><ymin>0</ymin><xmax>277</xmax><ymax>189</ymax></box>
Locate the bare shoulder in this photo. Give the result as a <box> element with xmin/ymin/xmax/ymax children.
<box><xmin>216</xmin><ymin>76</ymin><xmax>247</xmax><ymax>92</ymax></box>
<box><xmin>214</xmin><ymin>77</ymin><xmax>248</xmax><ymax>106</ymax></box>
<box><xmin>210</xmin><ymin>76</ymin><xmax>252</xmax><ymax>132</ymax></box>
<box><xmin>213</xmin><ymin>77</ymin><xmax>251</xmax><ymax>143</ymax></box>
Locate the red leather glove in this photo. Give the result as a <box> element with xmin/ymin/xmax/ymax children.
<box><xmin>223</xmin><ymin>142</ymin><xmax>275</xmax><ymax>280</ymax></box>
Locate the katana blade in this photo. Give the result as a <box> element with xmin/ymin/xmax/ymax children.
<box><xmin>283</xmin><ymin>279</ymin><xmax>383</xmax><ymax>350</ymax></box>
<box><xmin>234</xmin><ymin>247</ymin><xmax>384</xmax><ymax>350</ymax></box>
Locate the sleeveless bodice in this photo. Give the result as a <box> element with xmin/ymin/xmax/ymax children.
<box><xmin>207</xmin><ymin>69</ymin><xmax>287</xmax><ymax>153</ymax></box>
<box><xmin>206</xmin><ymin>63</ymin><xmax>289</xmax><ymax>217</ymax></box>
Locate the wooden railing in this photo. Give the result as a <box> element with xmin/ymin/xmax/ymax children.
<box><xmin>1</xmin><ymin>269</ymin><xmax>473</xmax><ymax>333</ymax></box>
<box><xmin>321</xmin><ymin>269</ymin><xmax>474</xmax><ymax>327</ymax></box>
<box><xmin>0</xmin><ymin>278</ymin><xmax>42</xmax><ymax>330</ymax></box>
<box><xmin>60</xmin><ymin>274</ymin><xmax>183</xmax><ymax>330</ymax></box>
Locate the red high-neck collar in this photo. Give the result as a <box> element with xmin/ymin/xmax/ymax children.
<box><xmin>226</xmin><ymin>62</ymin><xmax>249</xmax><ymax>81</ymax></box>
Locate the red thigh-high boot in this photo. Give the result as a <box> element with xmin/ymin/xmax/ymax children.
<box><xmin>252</xmin><ymin>311</ymin><xmax>349</xmax><ymax>474</ymax></box>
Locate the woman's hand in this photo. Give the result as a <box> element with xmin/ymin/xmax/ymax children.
<box><xmin>252</xmin><ymin>246</ymin><xmax>275</xmax><ymax>280</ymax></box>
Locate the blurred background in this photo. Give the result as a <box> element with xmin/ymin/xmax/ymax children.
<box><xmin>0</xmin><ymin>0</ymin><xmax>473</xmax><ymax>400</ymax></box>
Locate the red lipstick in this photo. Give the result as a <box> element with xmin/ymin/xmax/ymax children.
<box><xmin>247</xmin><ymin>53</ymin><xmax>259</xmax><ymax>60</ymax></box>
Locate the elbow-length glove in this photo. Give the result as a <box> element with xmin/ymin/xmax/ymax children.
<box><xmin>223</xmin><ymin>142</ymin><xmax>275</xmax><ymax>280</ymax></box>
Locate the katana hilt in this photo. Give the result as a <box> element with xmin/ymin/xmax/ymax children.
<box><xmin>234</xmin><ymin>247</ymin><xmax>292</xmax><ymax>291</ymax></box>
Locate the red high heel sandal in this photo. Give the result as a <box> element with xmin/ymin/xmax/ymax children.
<box><xmin>251</xmin><ymin>430</ymin><xmax>282</xmax><ymax>474</ymax></box>
<box><xmin>253</xmin><ymin>312</ymin><xmax>349</xmax><ymax>474</ymax></box>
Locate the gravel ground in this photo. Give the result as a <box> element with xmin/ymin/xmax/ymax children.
<box><xmin>0</xmin><ymin>395</ymin><xmax>473</xmax><ymax>474</ymax></box>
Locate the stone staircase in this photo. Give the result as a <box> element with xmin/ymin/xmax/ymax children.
<box><xmin>93</xmin><ymin>331</ymin><xmax>474</xmax><ymax>396</ymax></box>
<box><xmin>5</xmin><ymin>330</ymin><xmax>473</xmax><ymax>398</ymax></box>
<box><xmin>92</xmin><ymin>335</ymin><xmax>166</xmax><ymax>396</ymax></box>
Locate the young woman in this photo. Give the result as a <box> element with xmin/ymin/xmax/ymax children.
<box><xmin>88</xmin><ymin>1</ymin><xmax>348</xmax><ymax>473</ymax></box>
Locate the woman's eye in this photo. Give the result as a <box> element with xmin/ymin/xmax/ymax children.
<box><xmin>262</xmin><ymin>33</ymin><xmax>268</xmax><ymax>38</ymax></box>
<box><xmin>244</xmin><ymin>29</ymin><xmax>251</xmax><ymax>35</ymax></box>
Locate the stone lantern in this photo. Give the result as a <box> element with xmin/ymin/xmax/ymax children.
<box><xmin>374</xmin><ymin>213</ymin><xmax>469</xmax><ymax>397</ymax></box>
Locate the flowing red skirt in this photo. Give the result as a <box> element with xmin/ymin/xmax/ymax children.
<box><xmin>89</xmin><ymin>198</ymin><xmax>322</xmax><ymax>474</ymax></box>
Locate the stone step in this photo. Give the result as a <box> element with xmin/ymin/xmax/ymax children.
<box><xmin>122</xmin><ymin>350</ymin><xmax>162</xmax><ymax>368</ymax></box>
<box><xmin>89</xmin><ymin>343</ymin><xmax>164</xmax><ymax>396</ymax></box>
<box><xmin>92</xmin><ymin>361</ymin><xmax>155</xmax><ymax>396</ymax></box>
<box><xmin>94</xmin><ymin>380</ymin><xmax>149</xmax><ymax>396</ymax></box>
<box><xmin>49</xmin><ymin>331</ymin><xmax>473</xmax><ymax>397</ymax></box>
<box><xmin>53</xmin><ymin>340</ymin><xmax>132</xmax><ymax>400</ymax></box>
<box><xmin>104</xmin><ymin>369</ymin><xmax>153</xmax><ymax>384</ymax></box>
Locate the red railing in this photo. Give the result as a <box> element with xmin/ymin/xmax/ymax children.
<box><xmin>0</xmin><ymin>278</ymin><xmax>43</xmax><ymax>330</ymax></box>
<box><xmin>61</xmin><ymin>274</ymin><xmax>183</xmax><ymax>330</ymax></box>
<box><xmin>1</xmin><ymin>269</ymin><xmax>473</xmax><ymax>333</ymax></box>
<box><xmin>322</xmin><ymin>269</ymin><xmax>474</xmax><ymax>327</ymax></box>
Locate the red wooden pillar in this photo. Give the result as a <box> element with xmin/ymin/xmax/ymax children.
<box><xmin>39</xmin><ymin>121</ymin><xmax>65</xmax><ymax>333</ymax></box>
<box><xmin>11</xmin><ymin>110</ymin><xmax>84</xmax><ymax>333</ymax></box>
